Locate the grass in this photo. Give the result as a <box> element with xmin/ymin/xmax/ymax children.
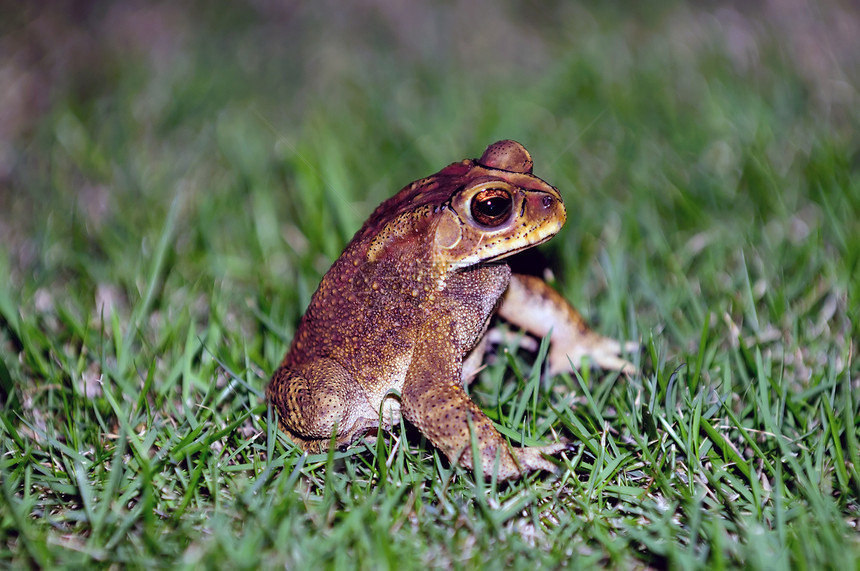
<box><xmin>1</xmin><ymin>1</ymin><xmax>859</xmax><ymax>568</ymax></box>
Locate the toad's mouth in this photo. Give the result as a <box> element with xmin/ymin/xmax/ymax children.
<box><xmin>451</xmin><ymin>231</ymin><xmax>558</xmax><ymax>272</ymax></box>
<box><xmin>480</xmin><ymin>233</ymin><xmax>555</xmax><ymax>264</ymax></box>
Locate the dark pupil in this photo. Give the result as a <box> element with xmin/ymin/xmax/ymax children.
<box><xmin>472</xmin><ymin>191</ymin><xmax>512</xmax><ymax>226</ymax></box>
<box><xmin>478</xmin><ymin>197</ymin><xmax>508</xmax><ymax>217</ymax></box>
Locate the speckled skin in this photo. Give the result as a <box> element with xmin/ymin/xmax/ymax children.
<box><xmin>268</xmin><ymin>140</ymin><xmax>635</xmax><ymax>480</ymax></box>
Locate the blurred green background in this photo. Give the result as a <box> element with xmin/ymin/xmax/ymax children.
<box><xmin>1</xmin><ymin>0</ymin><xmax>858</xmax><ymax>567</ymax></box>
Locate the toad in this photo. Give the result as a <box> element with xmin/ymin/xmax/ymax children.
<box><xmin>267</xmin><ymin>140</ymin><xmax>635</xmax><ymax>480</ymax></box>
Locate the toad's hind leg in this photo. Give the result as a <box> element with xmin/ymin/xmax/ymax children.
<box><xmin>267</xmin><ymin>359</ymin><xmax>369</xmax><ymax>452</ymax></box>
<box><xmin>498</xmin><ymin>274</ymin><xmax>639</xmax><ymax>376</ymax></box>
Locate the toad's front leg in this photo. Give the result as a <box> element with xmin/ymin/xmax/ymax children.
<box><xmin>400</xmin><ymin>324</ymin><xmax>567</xmax><ymax>481</ymax></box>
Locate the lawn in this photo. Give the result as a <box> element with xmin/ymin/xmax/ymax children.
<box><xmin>1</xmin><ymin>1</ymin><xmax>858</xmax><ymax>568</ymax></box>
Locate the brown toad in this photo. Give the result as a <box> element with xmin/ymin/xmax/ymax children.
<box><xmin>267</xmin><ymin>140</ymin><xmax>635</xmax><ymax>480</ymax></box>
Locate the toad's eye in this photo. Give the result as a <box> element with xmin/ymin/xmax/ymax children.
<box><xmin>471</xmin><ymin>188</ymin><xmax>513</xmax><ymax>227</ymax></box>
